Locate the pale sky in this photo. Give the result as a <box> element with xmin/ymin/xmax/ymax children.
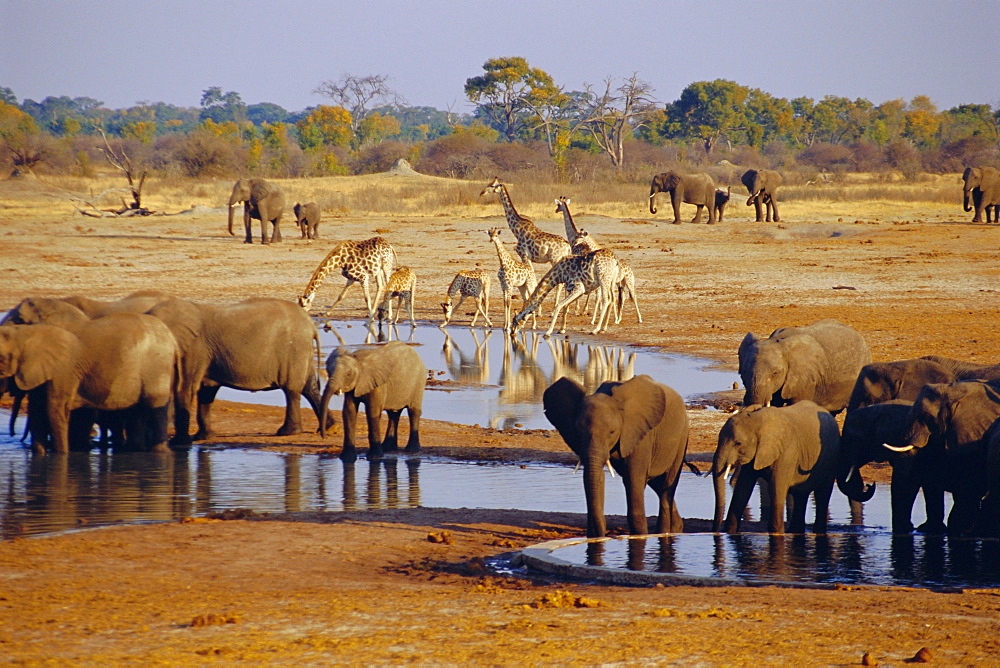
<box><xmin>1</xmin><ymin>0</ymin><xmax>997</xmax><ymax>113</ymax></box>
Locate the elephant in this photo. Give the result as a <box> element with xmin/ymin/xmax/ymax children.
<box><xmin>59</xmin><ymin>290</ymin><xmax>172</xmax><ymax>319</ymax></box>
<box><xmin>293</xmin><ymin>202</ymin><xmax>321</xmax><ymax>240</ymax></box>
<box><xmin>712</xmin><ymin>401</ymin><xmax>840</xmax><ymax>534</ymax></box>
<box><xmin>542</xmin><ymin>374</ymin><xmax>690</xmax><ymax>538</ymax></box>
<box><xmin>920</xmin><ymin>354</ymin><xmax>1000</xmax><ymax>382</ymax></box>
<box><xmin>837</xmin><ymin>400</ymin><xmax>946</xmax><ymax>534</ymax></box>
<box><xmin>648</xmin><ymin>171</ymin><xmax>717</xmax><ymax>224</ymax></box>
<box><xmin>0</xmin><ymin>314</ymin><xmax>179</xmax><ymax>453</ymax></box>
<box><xmin>320</xmin><ymin>340</ymin><xmax>427</xmax><ymax>463</ymax></box>
<box><xmin>1</xmin><ymin>296</ymin><xmax>89</xmax><ymax>326</ymax></box>
<box><xmin>146</xmin><ymin>298</ymin><xmax>328</xmax><ymax>445</ymax></box>
<box><xmin>739</xmin><ymin>318</ymin><xmax>871</xmax><ymax>414</ymax></box>
<box><xmin>228</xmin><ymin>177</ymin><xmax>285</xmax><ymax>244</ymax></box>
<box><xmin>714</xmin><ymin>187</ymin><xmax>731</xmax><ymax>222</ymax></box>
<box><xmin>887</xmin><ymin>380</ymin><xmax>1000</xmax><ymax>536</ymax></box>
<box><xmin>962</xmin><ymin>166</ymin><xmax>1000</xmax><ymax>224</ymax></box>
<box><xmin>741</xmin><ymin>169</ymin><xmax>782</xmax><ymax>222</ymax></box>
<box><xmin>846</xmin><ymin>358</ymin><xmax>956</xmax><ymax>413</ymax></box>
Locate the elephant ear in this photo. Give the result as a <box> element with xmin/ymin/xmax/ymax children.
<box><xmin>605</xmin><ymin>375</ymin><xmax>666</xmax><ymax>459</ymax></box>
<box><xmin>752</xmin><ymin>410</ymin><xmax>787</xmax><ymax>470</ymax></box>
<box><xmin>543</xmin><ymin>376</ymin><xmax>587</xmax><ymax>451</ymax></box>
<box><xmin>737</xmin><ymin>332</ymin><xmax>759</xmax><ymax>376</ymax></box>
<box><xmin>15</xmin><ymin>327</ymin><xmax>74</xmax><ymax>391</ymax></box>
<box><xmin>351</xmin><ymin>345</ymin><xmax>397</xmax><ymax>396</ymax></box>
<box><xmin>779</xmin><ymin>338</ymin><xmax>823</xmax><ymax>402</ymax></box>
<box><xmin>948</xmin><ymin>384</ymin><xmax>1000</xmax><ymax>456</ymax></box>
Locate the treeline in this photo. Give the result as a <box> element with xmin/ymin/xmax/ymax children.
<box><xmin>2</xmin><ymin>61</ymin><xmax>999</xmax><ymax>184</ymax></box>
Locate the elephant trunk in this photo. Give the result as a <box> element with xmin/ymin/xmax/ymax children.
<box><xmin>9</xmin><ymin>390</ymin><xmax>22</xmax><ymax>437</ymax></box>
<box><xmin>746</xmin><ymin>190</ymin><xmax>760</xmax><ymax>206</ymax></box>
<box><xmin>837</xmin><ymin>463</ymin><xmax>876</xmax><ymax>503</ymax></box>
<box><xmin>227</xmin><ymin>199</ymin><xmax>238</xmax><ymax>235</ymax></box>
<box><xmin>712</xmin><ymin>464</ymin><xmax>730</xmax><ymax>532</ymax></box>
<box><xmin>318</xmin><ymin>381</ymin><xmax>337</xmax><ymax>439</ymax></box>
<box><xmin>963</xmin><ymin>188</ymin><xmax>973</xmax><ymax>213</ymax></box>
<box><xmin>649</xmin><ymin>191</ymin><xmax>658</xmax><ymax>215</ymax></box>
<box><xmin>583</xmin><ymin>456</ymin><xmax>607</xmax><ymax>538</ymax></box>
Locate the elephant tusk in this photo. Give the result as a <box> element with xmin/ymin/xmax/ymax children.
<box><xmin>606</xmin><ymin>462</ymin><xmax>616</xmax><ymax>477</ymax></box>
<box><xmin>573</xmin><ymin>460</ymin><xmax>581</xmax><ymax>474</ymax></box>
<box><xmin>844</xmin><ymin>466</ymin><xmax>856</xmax><ymax>483</ymax></box>
<box><xmin>883</xmin><ymin>443</ymin><xmax>915</xmax><ymax>453</ymax></box>
<box><xmin>723</xmin><ymin>464</ymin><xmax>732</xmax><ymax>481</ymax></box>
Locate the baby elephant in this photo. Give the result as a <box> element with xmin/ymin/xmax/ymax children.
<box><xmin>320</xmin><ymin>341</ymin><xmax>426</xmax><ymax>462</ymax></box>
<box><xmin>293</xmin><ymin>202</ymin><xmax>321</xmax><ymax>239</ymax></box>
<box><xmin>712</xmin><ymin>401</ymin><xmax>840</xmax><ymax>534</ymax></box>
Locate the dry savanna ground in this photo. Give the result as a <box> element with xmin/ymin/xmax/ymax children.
<box><xmin>0</xmin><ymin>170</ymin><xmax>999</xmax><ymax>664</ymax></box>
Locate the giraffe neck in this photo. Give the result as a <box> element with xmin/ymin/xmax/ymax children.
<box><xmin>559</xmin><ymin>203</ymin><xmax>580</xmax><ymax>241</ymax></box>
<box><xmin>492</xmin><ymin>237</ymin><xmax>516</xmax><ymax>267</ymax></box>
<box><xmin>300</xmin><ymin>244</ymin><xmax>347</xmax><ymax>304</ymax></box>
<box><xmin>497</xmin><ymin>184</ymin><xmax>530</xmax><ymax>236</ymax></box>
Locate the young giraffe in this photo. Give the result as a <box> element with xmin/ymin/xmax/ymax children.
<box><xmin>297</xmin><ymin>236</ymin><xmax>396</xmax><ymax>321</ymax></box>
<box><xmin>439</xmin><ymin>269</ymin><xmax>492</xmax><ymax>328</ymax></box>
<box><xmin>613</xmin><ymin>260</ymin><xmax>642</xmax><ymax>324</ymax></box>
<box><xmin>376</xmin><ymin>266</ymin><xmax>417</xmax><ymax>327</ymax></box>
<box><xmin>487</xmin><ymin>228</ymin><xmax>537</xmax><ymax>331</ymax></box>
<box><xmin>511</xmin><ymin>248</ymin><xmax>619</xmax><ymax>338</ymax></box>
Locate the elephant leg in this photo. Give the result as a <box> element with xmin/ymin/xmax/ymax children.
<box><xmin>269</xmin><ymin>216</ymin><xmax>282</xmax><ymax>243</ymax></box>
<box><xmin>404</xmin><ymin>404</ymin><xmax>421</xmax><ymax>452</ymax></box>
<box><xmin>340</xmin><ymin>396</ymin><xmax>360</xmax><ymax>462</ymax></box>
<box><xmin>147</xmin><ymin>403</ymin><xmax>171</xmax><ymax>452</ymax></box>
<box><xmin>46</xmin><ymin>396</ymin><xmax>72</xmax><ymax>454</ymax></box>
<box><xmin>768</xmin><ymin>478</ymin><xmax>790</xmax><ymax>534</ymax></box>
<box><xmin>769</xmin><ymin>196</ymin><xmax>780</xmax><ymax>222</ymax></box>
<box><xmin>302</xmin><ymin>374</ymin><xmax>334</xmax><ymax>433</ymax></box>
<box><xmin>277</xmin><ymin>388</ymin><xmax>304</xmax><ymax>436</ymax></box>
<box><xmin>622</xmin><ymin>464</ymin><xmax>649</xmax><ymax>535</ymax></box>
<box><xmin>194</xmin><ymin>383</ymin><xmax>221</xmax><ymax>441</ymax></box>
<box><xmin>651</xmin><ymin>473</ymin><xmax>684</xmax><ymax>534</ymax></box>
<box><xmin>725</xmin><ymin>471</ymin><xmax>757</xmax><ymax>534</ymax></box>
<box><xmin>670</xmin><ymin>193</ymin><xmax>683</xmax><ymax>224</ymax></box>
<box><xmin>365</xmin><ymin>400</ymin><xmax>385</xmax><ymax>459</ymax></box>
<box><xmin>382</xmin><ymin>409</ymin><xmax>401</xmax><ymax>452</ymax></box>
<box><xmin>811</xmin><ymin>480</ymin><xmax>834</xmax><ymax>534</ymax></box>
<box><xmin>171</xmin><ymin>390</ymin><xmax>196</xmax><ymax>447</ymax></box>
<box><xmin>889</xmin><ymin>465</ymin><xmax>919</xmax><ymax>533</ymax></box>
<box><xmin>691</xmin><ymin>204</ymin><xmax>704</xmax><ymax>224</ymax></box>
<box><xmin>243</xmin><ymin>208</ymin><xmax>253</xmax><ymax>244</ymax></box>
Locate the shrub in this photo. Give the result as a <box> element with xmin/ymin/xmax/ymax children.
<box><xmin>797</xmin><ymin>142</ymin><xmax>854</xmax><ymax>172</ymax></box>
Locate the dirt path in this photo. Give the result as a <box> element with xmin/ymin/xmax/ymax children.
<box><xmin>1</xmin><ymin>175</ymin><xmax>999</xmax><ymax>663</ymax></box>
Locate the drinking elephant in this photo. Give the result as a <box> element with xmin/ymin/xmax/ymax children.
<box><xmin>648</xmin><ymin>171</ymin><xmax>717</xmax><ymax>224</ymax></box>
<box><xmin>293</xmin><ymin>202</ymin><xmax>321</xmax><ymax>240</ymax></box>
<box><xmin>59</xmin><ymin>290</ymin><xmax>172</xmax><ymax>319</ymax></box>
<box><xmin>228</xmin><ymin>177</ymin><xmax>285</xmax><ymax>244</ymax></box>
<box><xmin>146</xmin><ymin>297</ymin><xmax>328</xmax><ymax>445</ymax></box>
<box><xmin>0</xmin><ymin>314</ymin><xmax>179</xmax><ymax>453</ymax></box>
<box><xmin>320</xmin><ymin>340</ymin><xmax>427</xmax><ymax>462</ymax></box>
<box><xmin>741</xmin><ymin>169</ymin><xmax>782</xmax><ymax>222</ymax></box>
<box><xmin>846</xmin><ymin>358</ymin><xmax>956</xmax><ymax>413</ymax></box>
<box><xmin>838</xmin><ymin>400</ymin><xmax>946</xmax><ymax>534</ymax></box>
<box><xmin>919</xmin><ymin>354</ymin><xmax>1000</xmax><ymax>382</ymax></box>
<box><xmin>738</xmin><ymin>318</ymin><xmax>871</xmax><ymax>414</ymax></box>
<box><xmin>962</xmin><ymin>166</ymin><xmax>1000</xmax><ymax>224</ymax></box>
<box><xmin>887</xmin><ymin>381</ymin><xmax>1000</xmax><ymax>536</ymax></box>
<box><xmin>712</xmin><ymin>401</ymin><xmax>840</xmax><ymax>534</ymax></box>
<box><xmin>1</xmin><ymin>296</ymin><xmax>89</xmax><ymax>326</ymax></box>
<box><xmin>543</xmin><ymin>374</ymin><xmax>690</xmax><ymax>538</ymax></box>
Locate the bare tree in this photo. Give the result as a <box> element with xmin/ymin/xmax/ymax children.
<box><xmin>96</xmin><ymin>127</ymin><xmax>150</xmax><ymax>214</ymax></box>
<box><xmin>582</xmin><ymin>75</ymin><xmax>658</xmax><ymax>170</ymax></box>
<box><xmin>314</xmin><ymin>74</ymin><xmax>405</xmax><ymax>136</ymax></box>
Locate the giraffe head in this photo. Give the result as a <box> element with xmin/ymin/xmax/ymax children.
<box><xmin>479</xmin><ymin>176</ymin><xmax>504</xmax><ymax>198</ymax></box>
<box><xmin>555</xmin><ymin>196</ymin><xmax>570</xmax><ymax>213</ymax></box>
<box><xmin>297</xmin><ymin>294</ymin><xmax>314</xmax><ymax>311</ymax></box>
<box><xmin>487</xmin><ymin>227</ymin><xmax>503</xmax><ymax>243</ymax></box>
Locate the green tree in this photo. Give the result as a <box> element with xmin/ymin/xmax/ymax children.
<box><xmin>944</xmin><ymin>103</ymin><xmax>1000</xmax><ymax>149</ymax></box>
<box><xmin>200</xmin><ymin>87</ymin><xmax>248</xmax><ymax>132</ymax></box>
<box><xmin>0</xmin><ymin>101</ymin><xmax>49</xmax><ymax>172</ymax></box>
<box><xmin>663</xmin><ymin>80</ymin><xmax>751</xmax><ymax>154</ymax></box>
<box><xmin>296</xmin><ymin>105</ymin><xmax>353</xmax><ymax>151</ymax></box>
<box><xmin>357</xmin><ymin>111</ymin><xmax>401</xmax><ymax>147</ymax></box>
<box><xmin>465</xmin><ymin>57</ymin><xmax>560</xmax><ymax>143</ymax></box>
<box><xmin>0</xmin><ymin>86</ymin><xmax>17</xmax><ymax>106</ymax></box>
<box><xmin>314</xmin><ymin>73</ymin><xmax>404</xmax><ymax>139</ymax></box>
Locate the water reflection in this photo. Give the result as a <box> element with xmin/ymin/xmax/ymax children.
<box><xmin>561</xmin><ymin>531</ymin><xmax>1000</xmax><ymax>588</ymax></box>
<box><xmin>289</xmin><ymin>320</ymin><xmax>739</xmax><ymax>431</ymax></box>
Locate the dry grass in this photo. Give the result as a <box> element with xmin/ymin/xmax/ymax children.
<box><xmin>0</xmin><ymin>170</ymin><xmax>969</xmax><ymax>223</ymax></box>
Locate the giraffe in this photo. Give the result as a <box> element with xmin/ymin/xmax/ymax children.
<box><xmin>510</xmin><ymin>249</ymin><xmax>619</xmax><ymax>337</ymax></box>
<box><xmin>487</xmin><ymin>227</ymin><xmax>537</xmax><ymax>331</ymax></box>
<box><xmin>376</xmin><ymin>266</ymin><xmax>417</xmax><ymax>327</ymax></box>
<box><xmin>439</xmin><ymin>269</ymin><xmax>492</xmax><ymax>328</ymax></box>
<box><xmin>555</xmin><ymin>196</ymin><xmax>601</xmax><ymax>255</ymax></box>
<box><xmin>555</xmin><ymin>196</ymin><xmax>603</xmax><ymax>316</ymax></box>
<box><xmin>297</xmin><ymin>236</ymin><xmax>396</xmax><ymax>321</ymax></box>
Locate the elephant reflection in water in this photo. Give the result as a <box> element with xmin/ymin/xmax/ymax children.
<box><xmin>442</xmin><ymin>329</ymin><xmax>492</xmax><ymax>386</ymax></box>
<box><xmin>339</xmin><ymin>458</ymin><xmax>421</xmax><ymax>511</ymax></box>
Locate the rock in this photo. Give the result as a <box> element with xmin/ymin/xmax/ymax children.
<box><xmin>387</xmin><ymin>158</ymin><xmax>418</xmax><ymax>176</ymax></box>
<box><xmin>862</xmin><ymin>651</ymin><xmax>878</xmax><ymax>666</ymax></box>
<box><xmin>906</xmin><ymin>647</ymin><xmax>933</xmax><ymax>663</ymax></box>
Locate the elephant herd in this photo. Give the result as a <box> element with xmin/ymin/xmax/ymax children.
<box><xmin>545</xmin><ymin>318</ymin><xmax>1000</xmax><ymax>540</ymax></box>
<box><xmin>227</xmin><ymin>177</ymin><xmax>320</xmax><ymax>243</ymax></box>
<box><xmin>651</xmin><ymin>165</ymin><xmax>1000</xmax><ymax>225</ymax></box>
<box><xmin>0</xmin><ymin>291</ymin><xmax>427</xmax><ymax>462</ymax></box>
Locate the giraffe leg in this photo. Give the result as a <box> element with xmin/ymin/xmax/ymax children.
<box><xmin>477</xmin><ymin>295</ymin><xmax>492</xmax><ymax>328</ymax></box>
<box><xmin>326</xmin><ymin>278</ymin><xmax>357</xmax><ymax>316</ymax></box>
